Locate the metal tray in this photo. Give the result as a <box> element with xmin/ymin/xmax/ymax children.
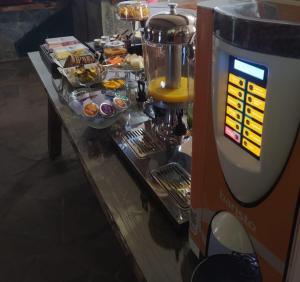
<box><xmin>121</xmin><ymin>128</ymin><xmax>165</xmax><ymax>159</ymax></box>
<box><xmin>151</xmin><ymin>163</ymin><xmax>191</xmax><ymax>210</ymax></box>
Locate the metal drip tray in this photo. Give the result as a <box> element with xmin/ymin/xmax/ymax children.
<box><xmin>122</xmin><ymin>128</ymin><xmax>164</xmax><ymax>159</ymax></box>
<box><xmin>112</xmin><ymin>119</ymin><xmax>192</xmax><ymax>226</ymax></box>
<box><xmin>151</xmin><ymin>163</ymin><xmax>191</xmax><ymax>209</ymax></box>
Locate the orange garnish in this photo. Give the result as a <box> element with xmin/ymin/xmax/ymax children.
<box><xmin>107</xmin><ymin>56</ymin><xmax>125</xmax><ymax>65</ymax></box>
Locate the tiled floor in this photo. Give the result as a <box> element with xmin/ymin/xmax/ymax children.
<box><xmin>0</xmin><ymin>58</ymin><xmax>137</xmax><ymax>282</ymax></box>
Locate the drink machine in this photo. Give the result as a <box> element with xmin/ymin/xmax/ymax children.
<box><xmin>143</xmin><ymin>3</ymin><xmax>196</xmax><ymax>143</ymax></box>
<box><xmin>189</xmin><ymin>0</ymin><xmax>300</xmax><ymax>281</ymax></box>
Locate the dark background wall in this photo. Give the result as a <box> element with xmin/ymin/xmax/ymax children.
<box><xmin>0</xmin><ymin>3</ymin><xmax>56</xmax><ymax>60</ymax></box>
<box><xmin>0</xmin><ymin>0</ymin><xmax>111</xmax><ymax>61</ymax></box>
<box><xmin>0</xmin><ymin>0</ymin><xmax>169</xmax><ymax>61</ymax></box>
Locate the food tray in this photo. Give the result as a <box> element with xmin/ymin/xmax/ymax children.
<box><xmin>68</xmin><ymin>89</ymin><xmax>129</xmax><ymax>129</ymax></box>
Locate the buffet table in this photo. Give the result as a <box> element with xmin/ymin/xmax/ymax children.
<box><xmin>28</xmin><ymin>51</ymin><xmax>199</xmax><ymax>282</ymax></box>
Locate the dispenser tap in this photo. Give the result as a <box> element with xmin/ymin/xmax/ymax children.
<box><xmin>173</xmin><ymin>109</ymin><xmax>187</xmax><ymax>136</ymax></box>
<box><xmin>136</xmin><ymin>80</ymin><xmax>147</xmax><ymax>102</ymax></box>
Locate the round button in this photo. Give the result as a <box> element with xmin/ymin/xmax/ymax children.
<box><xmin>248</xmin><ymin>97</ymin><xmax>252</xmax><ymax>103</ymax></box>
<box><xmin>244</xmin><ymin>141</ymin><xmax>248</xmax><ymax>145</ymax></box>
<box><xmin>239</xmin><ymin>81</ymin><xmax>243</xmax><ymax>86</ymax></box>
<box><xmin>245</xmin><ymin>131</ymin><xmax>249</xmax><ymax>136</ymax></box>
<box><xmin>246</xmin><ymin>120</ymin><xmax>250</xmax><ymax>125</ymax></box>
<box><xmin>237</xmin><ymin>114</ymin><xmax>240</xmax><ymax>119</ymax></box>
<box><xmin>238</xmin><ymin>92</ymin><xmax>242</xmax><ymax>97</ymax></box>
<box><xmin>236</xmin><ymin>125</ymin><xmax>239</xmax><ymax>130</ymax></box>
<box><xmin>249</xmin><ymin>85</ymin><xmax>253</xmax><ymax>90</ymax></box>
<box><xmin>237</xmin><ymin>103</ymin><xmax>241</xmax><ymax>108</ymax></box>
<box><xmin>247</xmin><ymin>108</ymin><xmax>251</xmax><ymax>114</ymax></box>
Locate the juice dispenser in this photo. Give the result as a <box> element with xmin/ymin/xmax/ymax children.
<box><xmin>143</xmin><ymin>3</ymin><xmax>196</xmax><ymax>142</ymax></box>
<box><xmin>189</xmin><ymin>0</ymin><xmax>300</xmax><ymax>281</ymax></box>
<box><xmin>110</xmin><ymin>3</ymin><xmax>196</xmax><ymax>226</ymax></box>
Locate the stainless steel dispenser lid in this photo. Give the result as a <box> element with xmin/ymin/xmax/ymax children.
<box><xmin>214</xmin><ymin>0</ymin><xmax>300</xmax><ymax>58</ymax></box>
<box><xmin>144</xmin><ymin>3</ymin><xmax>196</xmax><ymax>44</ymax></box>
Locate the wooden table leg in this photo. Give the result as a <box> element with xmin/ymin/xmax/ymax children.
<box><xmin>48</xmin><ymin>98</ymin><xmax>62</xmax><ymax>160</ymax></box>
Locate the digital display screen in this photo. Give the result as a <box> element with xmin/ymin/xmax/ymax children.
<box><xmin>234</xmin><ymin>59</ymin><xmax>265</xmax><ymax>80</ymax></box>
<box><xmin>224</xmin><ymin>56</ymin><xmax>268</xmax><ymax>159</ymax></box>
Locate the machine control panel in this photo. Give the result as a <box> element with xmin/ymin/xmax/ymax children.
<box><xmin>224</xmin><ymin>56</ymin><xmax>268</xmax><ymax>159</ymax></box>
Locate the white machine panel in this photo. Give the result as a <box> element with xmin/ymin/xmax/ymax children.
<box><xmin>212</xmin><ymin>38</ymin><xmax>300</xmax><ymax>204</ymax></box>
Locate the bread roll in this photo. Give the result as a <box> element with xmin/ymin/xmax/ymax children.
<box><xmin>104</xmin><ymin>47</ymin><xmax>127</xmax><ymax>57</ymax></box>
<box><xmin>64</xmin><ymin>55</ymin><xmax>96</xmax><ymax>68</ymax></box>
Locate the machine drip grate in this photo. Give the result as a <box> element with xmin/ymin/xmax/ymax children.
<box><xmin>122</xmin><ymin>128</ymin><xmax>164</xmax><ymax>158</ymax></box>
<box><xmin>151</xmin><ymin>163</ymin><xmax>191</xmax><ymax>209</ymax></box>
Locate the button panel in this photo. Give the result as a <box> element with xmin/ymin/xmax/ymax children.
<box><xmin>224</xmin><ymin>56</ymin><xmax>268</xmax><ymax>159</ymax></box>
<box><xmin>229</xmin><ymin>73</ymin><xmax>246</xmax><ymax>89</ymax></box>
<box><xmin>225</xmin><ymin>126</ymin><xmax>241</xmax><ymax>143</ymax></box>
<box><xmin>226</xmin><ymin>116</ymin><xmax>242</xmax><ymax>133</ymax></box>
<box><xmin>228</xmin><ymin>84</ymin><xmax>245</xmax><ymax>100</ymax></box>
<box><xmin>227</xmin><ymin>106</ymin><xmax>243</xmax><ymax>122</ymax></box>
<box><xmin>242</xmin><ymin>138</ymin><xmax>261</xmax><ymax>157</ymax></box>
<box><xmin>247</xmin><ymin>82</ymin><xmax>267</xmax><ymax>99</ymax></box>
<box><xmin>244</xmin><ymin>117</ymin><xmax>263</xmax><ymax>135</ymax></box>
<box><xmin>246</xmin><ymin>93</ymin><xmax>265</xmax><ymax>111</ymax></box>
<box><xmin>245</xmin><ymin>105</ymin><xmax>264</xmax><ymax>123</ymax></box>
<box><xmin>227</xmin><ymin>95</ymin><xmax>244</xmax><ymax>112</ymax></box>
<box><xmin>243</xmin><ymin>127</ymin><xmax>262</xmax><ymax>146</ymax></box>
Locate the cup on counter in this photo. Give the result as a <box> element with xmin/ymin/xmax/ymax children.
<box><xmin>101</xmin><ymin>36</ymin><xmax>110</xmax><ymax>42</ymax></box>
<box><xmin>94</xmin><ymin>38</ymin><xmax>101</xmax><ymax>47</ymax></box>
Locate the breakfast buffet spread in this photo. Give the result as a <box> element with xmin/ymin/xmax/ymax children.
<box><xmin>40</xmin><ymin>0</ymin><xmax>149</xmax><ymax>128</ymax></box>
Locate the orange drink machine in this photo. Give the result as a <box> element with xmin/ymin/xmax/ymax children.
<box><xmin>189</xmin><ymin>0</ymin><xmax>300</xmax><ymax>281</ymax></box>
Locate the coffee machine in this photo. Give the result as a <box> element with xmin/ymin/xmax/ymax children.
<box><xmin>189</xmin><ymin>0</ymin><xmax>300</xmax><ymax>281</ymax></box>
<box><xmin>111</xmin><ymin>4</ymin><xmax>196</xmax><ymax>226</ymax></box>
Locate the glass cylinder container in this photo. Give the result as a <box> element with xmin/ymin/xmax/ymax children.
<box><xmin>116</xmin><ymin>1</ymin><xmax>150</xmax><ymax>22</ymax></box>
<box><xmin>143</xmin><ymin>3</ymin><xmax>196</xmax><ymax>104</ymax></box>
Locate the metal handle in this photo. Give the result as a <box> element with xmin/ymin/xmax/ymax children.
<box><xmin>168</xmin><ymin>2</ymin><xmax>178</xmax><ymax>14</ymax></box>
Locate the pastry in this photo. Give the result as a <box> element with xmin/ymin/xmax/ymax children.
<box><xmin>103</xmin><ymin>79</ymin><xmax>125</xmax><ymax>90</ymax></box>
<box><xmin>64</xmin><ymin>55</ymin><xmax>96</xmax><ymax>68</ymax></box>
<box><xmin>104</xmin><ymin>47</ymin><xmax>127</xmax><ymax>57</ymax></box>
<box><xmin>117</xmin><ymin>3</ymin><xmax>149</xmax><ymax>21</ymax></box>
<box><xmin>73</xmin><ymin>64</ymin><xmax>105</xmax><ymax>84</ymax></box>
